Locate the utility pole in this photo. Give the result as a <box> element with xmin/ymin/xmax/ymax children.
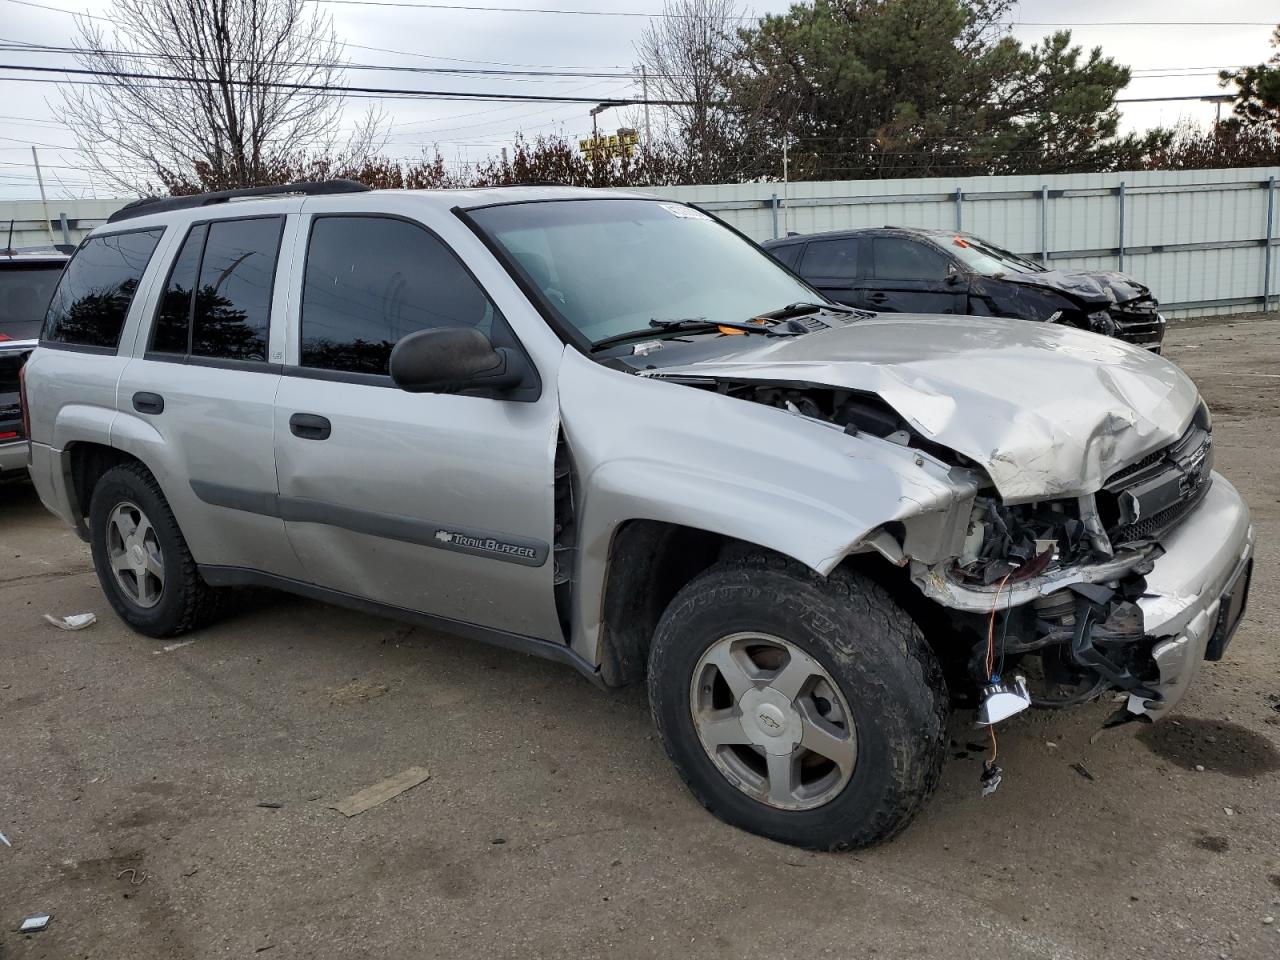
<box><xmin>31</xmin><ymin>147</ymin><xmax>55</xmax><ymax>245</ymax></box>
<box><xmin>781</xmin><ymin>137</ymin><xmax>790</xmax><ymax>235</ymax></box>
<box><xmin>589</xmin><ymin>103</ymin><xmax>610</xmax><ymax>186</ymax></box>
<box><xmin>639</xmin><ymin>64</ymin><xmax>652</xmax><ymax>146</ymax></box>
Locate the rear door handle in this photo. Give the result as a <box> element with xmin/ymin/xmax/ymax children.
<box><xmin>289</xmin><ymin>413</ymin><xmax>331</xmax><ymax>441</ymax></box>
<box><xmin>133</xmin><ymin>391</ymin><xmax>164</xmax><ymax>415</ymax></box>
<box><xmin>865</xmin><ymin>292</ymin><xmax>889</xmax><ymax>303</ymax></box>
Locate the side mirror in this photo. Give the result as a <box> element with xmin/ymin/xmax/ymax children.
<box><xmin>390</xmin><ymin>327</ymin><xmax>525</xmax><ymax>395</ymax></box>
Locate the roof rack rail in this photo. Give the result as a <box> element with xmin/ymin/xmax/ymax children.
<box><xmin>107</xmin><ymin>179</ymin><xmax>371</xmax><ymax>224</ymax></box>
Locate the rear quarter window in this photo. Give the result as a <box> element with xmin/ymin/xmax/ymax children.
<box><xmin>43</xmin><ymin>229</ymin><xmax>164</xmax><ymax>348</ymax></box>
<box><xmin>767</xmin><ymin>243</ymin><xmax>804</xmax><ymax>271</ymax></box>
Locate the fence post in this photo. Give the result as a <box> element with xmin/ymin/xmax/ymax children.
<box><xmin>58</xmin><ymin>212</ymin><xmax>71</xmax><ymax>248</ymax></box>
<box><xmin>1264</xmin><ymin>176</ymin><xmax>1275</xmax><ymax>313</ymax></box>
<box><xmin>1040</xmin><ymin>185</ymin><xmax>1049</xmax><ymax>264</ymax></box>
<box><xmin>771</xmin><ymin>193</ymin><xmax>780</xmax><ymax>240</ymax></box>
<box><xmin>954</xmin><ymin>187</ymin><xmax>963</xmax><ymax>231</ymax></box>
<box><xmin>1117</xmin><ymin>181</ymin><xmax>1126</xmax><ymax>272</ymax></box>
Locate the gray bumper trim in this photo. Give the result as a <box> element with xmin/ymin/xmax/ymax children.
<box><xmin>1132</xmin><ymin>473</ymin><xmax>1254</xmax><ymax>720</ymax></box>
<box><xmin>0</xmin><ymin>439</ymin><xmax>30</xmax><ymax>476</ymax></box>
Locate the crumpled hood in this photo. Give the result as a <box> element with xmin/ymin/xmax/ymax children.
<box><xmin>645</xmin><ymin>314</ymin><xmax>1199</xmax><ymax>502</ymax></box>
<box><xmin>1000</xmin><ymin>269</ymin><xmax>1153</xmax><ymax>308</ymax></box>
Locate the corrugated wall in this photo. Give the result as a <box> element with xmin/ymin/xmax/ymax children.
<box><xmin>647</xmin><ymin>167</ymin><xmax>1280</xmax><ymax>318</ymax></box>
<box><xmin>3</xmin><ymin>167</ymin><xmax>1278</xmax><ymax>318</ymax></box>
<box><xmin>0</xmin><ymin>198</ymin><xmax>131</xmax><ymax>251</ymax></box>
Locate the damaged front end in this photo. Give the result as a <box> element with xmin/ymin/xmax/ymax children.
<box><xmin>974</xmin><ymin>269</ymin><xmax>1166</xmax><ymax>352</ymax></box>
<box><xmin>718</xmin><ymin>377</ymin><xmax>1249</xmax><ymax>725</ymax></box>
<box><xmin>908</xmin><ymin>404</ymin><xmax>1250</xmax><ymax>724</ymax></box>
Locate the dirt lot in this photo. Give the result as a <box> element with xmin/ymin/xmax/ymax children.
<box><xmin>2</xmin><ymin>317</ymin><xmax>1279</xmax><ymax>960</ymax></box>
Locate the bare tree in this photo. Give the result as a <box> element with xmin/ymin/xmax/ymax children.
<box><xmin>59</xmin><ymin>0</ymin><xmax>381</xmax><ymax>194</ymax></box>
<box><xmin>634</xmin><ymin>0</ymin><xmax>744</xmax><ymax>180</ymax></box>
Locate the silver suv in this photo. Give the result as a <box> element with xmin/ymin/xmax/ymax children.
<box><xmin>22</xmin><ymin>181</ymin><xmax>1254</xmax><ymax>849</ymax></box>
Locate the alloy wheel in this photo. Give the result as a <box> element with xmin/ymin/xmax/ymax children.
<box><xmin>689</xmin><ymin>632</ymin><xmax>857</xmax><ymax>811</ymax></box>
<box><xmin>105</xmin><ymin>500</ymin><xmax>165</xmax><ymax>609</ymax></box>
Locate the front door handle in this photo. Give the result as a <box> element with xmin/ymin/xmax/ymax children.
<box><xmin>133</xmin><ymin>391</ymin><xmax>164</xmax><ymax>415</ymax></box>
<box><xmin>865</xmin><ymin>292</ymin><xmax>889</xmax><ymax>303</ymax></box>
<box><xmin>289</xmin><ymin>413</ymin><xmax>331</xmax><ymax>441</ymax></box>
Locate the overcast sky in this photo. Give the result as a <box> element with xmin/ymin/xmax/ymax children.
<box><xmin>0</xmin><ymin>0</ymin><xmax>1276</xmax><ymax>200</ymax></box>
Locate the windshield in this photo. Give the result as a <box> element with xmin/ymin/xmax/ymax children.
<box><xmin>944</xmin><ymin>235</ymin><xmax>1045</xmax><ymax>277</ymax></box>
<box><xmin>0</xmin><ymin>262</ymin><xmax>64</xmax><ymax>339</ymax></box>
<box><xmin>468</xmin><ymin>199</ymin><xmax>819</xmax><ymax>346</ymax></box>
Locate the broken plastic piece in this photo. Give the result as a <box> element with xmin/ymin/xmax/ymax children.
<box><xmin>0</xmin><ymin>829</ymin><xmax>10</xmax><ymax>846</ymax></box>
<box><xmin>980</xmin><ymin>761</ymin><xmax>1002</xmax><ymax>796</ymax></box>
<box><xmin>43</xmin><ymin>613</ymin><xmax>96</xmax><ymax>631</ymax></box>
<box><xmin>977</xmin><ymin>675</ymin><xmax>1031</xmax><ymax>725</ymax></box>
<box><xmin>20</xmin><ymin>914</ymin><xmax>51</xmax><ymax>933</ymax></box>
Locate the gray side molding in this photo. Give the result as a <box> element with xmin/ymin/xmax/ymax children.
<box><xmin>189</xmin><ymin>480</ymin><xmax>549</xmax><ymax>567</ymax></box>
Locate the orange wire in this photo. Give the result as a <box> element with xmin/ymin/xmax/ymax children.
<box><xmin>985</xmin><ymin>572</ymin><xmax>1013</xmax><ymax>680</ymax></box>
<box><xmin>984</xmin><ymin>572</ymin><xmax>1012</xmax><ymax>774</ymax></box>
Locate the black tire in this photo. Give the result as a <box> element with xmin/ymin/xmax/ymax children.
<box><xmin>88</xmin><ymin>461</ymin><xmax>220</xmax><ymax>638</ymax></box>
<box><xmin>647</xmin><ymin>555</ymin><xmax>948</xmax><ymax>850</ymax></box>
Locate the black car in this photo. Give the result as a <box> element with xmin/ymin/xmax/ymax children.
<box><xmin>762</xmin><ymin>227</ymin><xmax>1166</xmax><ymax>351</ymax></box>
<box><xmin>1</xmin><ymin>248</ymin><xmax>69</xmax><ymax>481</ymax></box>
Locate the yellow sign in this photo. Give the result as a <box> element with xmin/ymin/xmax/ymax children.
<box><xmin>580</xmin><ymin>128</ymin><xmax>640</xmax><ymax>160</ymax></box>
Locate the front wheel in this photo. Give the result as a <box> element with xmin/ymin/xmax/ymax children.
<box><xmin>647</xmin><ymin>557</ymin><xmax>947</xmax><ymax>850</ymax></box>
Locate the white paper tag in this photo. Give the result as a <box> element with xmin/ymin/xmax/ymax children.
<box><xmin>658</xmin><ymin>202</ymin><xmax>711</xmax><ymax>220</ymax></box>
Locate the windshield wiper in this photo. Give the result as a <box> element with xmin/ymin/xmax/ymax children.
<box><xmin>589</xmin><ymin>317</ymin><xmax>799</xmax><ymax>353</ymax></box>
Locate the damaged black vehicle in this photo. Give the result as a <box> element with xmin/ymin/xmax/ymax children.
<box><xmin>763</xmin><ymin>226</ymin><xmax>1166</xmax><ymax>351</ymax></box>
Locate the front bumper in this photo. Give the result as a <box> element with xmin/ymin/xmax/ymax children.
<box><xmin>1110</xmin><ymin>309</ymin><xmax>1165</xmax><ymax>352</ymax></box>
<box><xmin>1131</xmin><ymin>472</ymin><xmax>1254</xmax><ymax>720</ymax></box>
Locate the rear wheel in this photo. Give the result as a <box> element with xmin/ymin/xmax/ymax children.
<box><xmin>88</xmin><ymin>462</ymin><xmax>220</xmax><ymax>637</ymax></box>
<box><xmin>648</xmin><ymin>556</ymin><xmax>947</xmax><ymax>849</ymax></box>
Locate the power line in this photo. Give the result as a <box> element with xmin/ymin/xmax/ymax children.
<box><xmin>0</xmin><ymin>64</ymin><xmax>1229</xmax><ymax>112</ymax></box>
<box><xmin>0</xmin><ymin>38</ymin><xmax>646</xmax><ymax>80</ymax></box>
<box><xmin>303</xmin><ymin>1</ymin><xmax>1276</xmax><ymax>26</ymax></box>
<box><xmin>0</xmin><ymin>61</ymin><xmax>679</xmax><ymax>104</ymax></box>
<box><xmin>309</xmin><ymin>0</ymin><xmax>756</xmax><ymax>16</ymax></box>
<box><xmin>1010</xmin><ymin>19</ymin><xmax>1275</xmax><ymax>27</ymax></box>
<box><xmin>0</xmin><ymin>0</ymin><xmax>630</xmax><ymax>71</ymax></box>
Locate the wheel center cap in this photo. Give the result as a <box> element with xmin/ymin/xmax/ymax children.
<box><xmin>737</xmin><ymin>687</ymin><xmax>802</xmax><ymax>755</ymax></box>
<box><xmin>755</xmin><ymin>703</ymin><xmax>787</xmax><ymax>736</ymax></box>
<box><xmin>130</xmin><ymin>544</ymin><xmax>145</xmax><ymax>567</ymax></box>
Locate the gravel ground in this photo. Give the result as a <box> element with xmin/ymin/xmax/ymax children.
<box><xmin>1</xmin><ymin>317</ymin><xmax>1278</xmax><ymax>960</ymax></box>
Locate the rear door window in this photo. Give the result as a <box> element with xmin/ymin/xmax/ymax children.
<box><xmin>148</xmin><ymin>218</ymin><xmax>283</xmax><ymax>362</ymax></box>
<box><xmin>42</xmin><ymin>229</ymin><xmax>164</xmax><ymax>348</ymax></box>
<box><xmin>800</xmin><ymin>238</ymin><xmax>859</xmax><ymax>279</ymax></box>
<box><xmin>192</xmin><ymin>218</ymin><xmax>282</xmax><ymax>361</ymax></box>
<box><xmin>871</xmin><ymin>237</ymin><xmax>951</xmax><ymax>281</ymax></box>
<box><xmin>299</xmin><ymin>216</ymin><xmax>501</xmax><ymax>375</ymax></box>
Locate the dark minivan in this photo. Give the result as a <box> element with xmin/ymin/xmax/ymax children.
<box><xmin>763</xmin><ymin>227</ymin><xmax>1165</xmax><ymax>351</ymax></box>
